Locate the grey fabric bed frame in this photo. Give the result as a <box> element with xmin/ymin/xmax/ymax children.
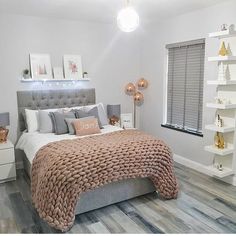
<box><xmin>17</xmin><ymin>89</ymin><xmax>155</xmax><ymax>215</ymax></box>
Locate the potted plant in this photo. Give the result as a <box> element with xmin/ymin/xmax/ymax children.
<box><xmin>23</xmin><ymin>69</ymin><xmax>30</xmax><ymax>79</ymax></box>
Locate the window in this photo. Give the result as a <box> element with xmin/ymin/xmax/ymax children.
<box><xmin>163</xmin><ymin>39</ymin><xmax>205</xmax><ymax>137</ymax></box>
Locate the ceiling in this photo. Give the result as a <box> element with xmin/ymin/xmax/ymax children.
<box><xmin>0</xmin><ymin>0</ymin><xmax>227</xmax><ymax>24</ymax></box>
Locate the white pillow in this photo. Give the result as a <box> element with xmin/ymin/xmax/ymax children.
<box><xmin>38</xmin><ymin>108</ymin><xmax>61</xmax><ymax>133</ymax></box>
<box><xmin>25</xmin><ymin>108</ymin><xmax>62</xmax><ymax>133</ymax></box>
<box><xmin>25</xmin><ymin>109</ymin><xmax>39</xmax><ymax>133</ymax></box>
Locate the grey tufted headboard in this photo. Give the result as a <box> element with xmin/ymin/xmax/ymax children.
<box><xmin>17</xmin><ymin>89</ymin><xmax>96</xmax><ymax>132</ymax></box>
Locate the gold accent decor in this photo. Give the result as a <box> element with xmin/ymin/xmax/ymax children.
<box><xmin>218</xmin><ymin>41</ymin><xmax>228</xmax><ymax>56</ymax></box>
<box><xmin>109</xmin><ymin>116</ymin><xmax>120</xmax><ymax>126</ymax></box>
<box><xmin>125</xmin><ymin>83</ymin><xmax>136</xmax><ymax>95</ymax></box>
<box><xmin>0</xmin><ymin>127</ymin><xmax>9</xmax><ymax>143</ymax></box>
<box><xmin>134</xmin><ymin>91</ymin><xmax>144</xmax><ymax>104</ymax></box>
<box><xmin>214</xmin><ymin>132</ymin><xmax>225</xmax><ymax>149</ymax></box>
<box><xmin>137</xmin><ymin>78</ymin><xmax>148</xmax><ymax>89</ymax></box>
<box><xmin>124</xmin><ymin>78</ymin><xmax>148</xmax><ymax>128</ymax></box>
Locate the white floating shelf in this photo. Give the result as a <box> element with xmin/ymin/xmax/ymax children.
<box><xmin>205</xmin><ymin>165</ymin><xmax>234</xmax><ymax>178</ymax></box>
<box><xmin>207</xmin><ymin>80</ymin><xmax>236</xmax><ymax>85</ymax></box>
<box><xmin>206</xmin><ymin>103</ymin><xmax>236</xmax><ymax>109</ymax></box>
<box><xmin>205</xmin><ymin>124</ymin><xmax>235</xmax><ymax>133</ymax></box>
<box><xmin>209</xmin><ymin>30</ymin><xmax>236</xmax><ymax>39</ymax></box>
<box><xmin>21</xmin><ymin>78</ymin><xmax>90</xmax><ymax>82</ymax></box>
<box><xmin>204</xmin><ymin>144</ymin><xmax>234</xmax><ymax>156</ymax></box>
<box><xmin>208</xmin><ymin>56</ymin><xmax>236</xmax><ymax>62</ymax></box>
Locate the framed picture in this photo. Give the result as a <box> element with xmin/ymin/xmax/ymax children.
<box><xmin>53</xmin><ymin>67</ymin><xmax>64</xmax><ymax>79</ymax></box>
<box><xmin>30</xmin><ymin>54</ymin><xmax>52</xmax><ymax>79</ymax></box>
<box><xmin>63</xmin><ymin>55</ymin><xmax>83</xmax><ymax>79</ymax></box>
<box><xmin>121</xmin><ymin>113</ymin><xmax>133</xmax><ymax>129</ymax></box>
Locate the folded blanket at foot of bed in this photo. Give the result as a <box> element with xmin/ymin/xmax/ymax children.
<box><xmin>31</xmin><ymin>129</ymin><xmax>178</xmax><ymax>231</ymax></box>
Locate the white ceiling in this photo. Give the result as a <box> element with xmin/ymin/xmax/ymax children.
<box><xmin>0</xmin><ymin>0</ymin><xmax>227</xmax><ymax>24</ymax></box>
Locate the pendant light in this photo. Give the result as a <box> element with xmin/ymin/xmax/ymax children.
<box><xmin>117</xmin><ymin>0</ymin><xmax>139</xmax><ymax>32</ymax></box>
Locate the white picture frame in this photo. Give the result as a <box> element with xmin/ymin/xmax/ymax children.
<box><xmin>30</xmin><ymin>54</ymin><xmax>52</xmax><ymax>79</ymax></box>
<box><xmin>53</xmin><ymin>67</ymin><xmax>64</xmax><ymax>79</ymax></box>
<box><xmin>63</xmin><ymin>55</ymin><xmax>83</xmax><ymax>80</ymax></box>
<box><xmin>121</xmin><ymin>113</ymin><xmax>133</xmax><ymax>129</ymax></box>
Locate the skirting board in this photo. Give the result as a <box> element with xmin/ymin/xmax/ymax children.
<box><xmin>174</xmin><ymin>154</ymin><xmax>236</xmax><ymax>186</ymax></box>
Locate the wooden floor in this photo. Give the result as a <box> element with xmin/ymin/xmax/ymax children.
<box><xmin>0</xmin><ymin>163</ymin><xmax>236</xmax><ymax>233</ymax></box>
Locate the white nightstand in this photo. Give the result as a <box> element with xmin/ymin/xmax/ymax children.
<box><xmin>0</xmin><ymin>140</ymin><xmax>16</xmax><ymax>183</ymax></box>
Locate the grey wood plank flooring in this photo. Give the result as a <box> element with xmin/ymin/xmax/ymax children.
<box><xmin>0</xmin><ymin>163</ymin><xmax>236</xmax><ymax>234</ymax></box>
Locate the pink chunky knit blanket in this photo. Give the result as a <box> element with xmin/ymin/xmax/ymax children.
<box><xmin>31</xmin><ymin>130</ymin><xmax>178</xmax><ymax>231</ymax></box>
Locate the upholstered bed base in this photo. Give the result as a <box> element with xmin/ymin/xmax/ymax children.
<box><xmin>23</xmin><ymin>153</ymin><xmax>155</xmax><ymax>214</ymax></box>
<box><xmin>17</xmin><ymin>89</ymin><xmax>156</xmax><ymax>215</ymax></box>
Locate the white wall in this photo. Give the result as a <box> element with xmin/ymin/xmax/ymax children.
<box><xmin>1</xmin><ymin>1</ymin><xmax>235</xmax><ymax>169</ymax></box>
<box><xmin>140</xmin><ymin>0</ymin><xmax>236</xmax><ymax>165</ymax></box>
<box><xmin>0</xmin><ymin>14</ymin><xmax>142</xmax><ymax>145</ymax></box>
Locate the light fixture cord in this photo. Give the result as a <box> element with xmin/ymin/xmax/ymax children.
<box><xmin>125</xmin><ymin>0</ymin><xmax>130</xmax><ymax>7</ymax></box>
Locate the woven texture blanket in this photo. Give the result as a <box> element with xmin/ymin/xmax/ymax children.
<box><xmin>31</xmin><ymin>130</ymin><xmax>178</xmax><ymax>231</ymax></box>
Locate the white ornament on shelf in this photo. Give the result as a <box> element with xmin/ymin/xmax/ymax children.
<box><xmin>227</xmin><ymin>43</ymin><xmax>233</xmax><ymax>56</ymax></box>
<box><xmin>218</xmin><ymin>62</ymin><xmax>225</xmax><ymax>81</ymax></box>
<box><xmin>225</xmin><ymin>65</ymin><xmax>231</xmax><ymax>80</ymax></box>
<box><xmin>214</xmin><ymin>97</ymin><xmax>231</xmax><ymax>105</ymax></box>
<box><xmin>218</xmin><ymin>62</ymin><xmax>231</xmax><ymax>81</ymax></box>
<box><xmin>215</xmin><ymin>114</ymin><xmax>223</xmax><ymax>127</ymax></box>
<box><xmin>229</xmin><ymin>24</ymin><xmax>235</xmax><ymax>33</ymax></box>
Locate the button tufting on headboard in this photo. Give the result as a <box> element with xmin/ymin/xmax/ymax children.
<box><xmin>17</xmin><ymin>89</ymin><xmax>96</xmax><ymax>133</ymax></box>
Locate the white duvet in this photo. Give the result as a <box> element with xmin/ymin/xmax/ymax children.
<box><xmin>16</xmin><ymin>125</ymin><xmax>123</xmax><ymax>164</ymax></box>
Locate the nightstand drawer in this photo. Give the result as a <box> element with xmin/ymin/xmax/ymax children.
<box><xmin>0</xmin><ymin>163</ymin><xmax>16</xmax><ymax>181</ymax></box>
<box><xmin>0</xmin><ymin>148</ymin><xmax>14</xmax><ymax>165</ymax></box>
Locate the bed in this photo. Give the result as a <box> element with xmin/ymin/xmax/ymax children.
<box><xmin>16</xmin><ymin>89</ymin><xmax>156</xmax><ymax>214</ymax></box>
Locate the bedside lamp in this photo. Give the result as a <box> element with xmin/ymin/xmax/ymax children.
<box><xmin>0</xmin><ymin>112</ymin><xmax>10</xmax><ymax>143</ymax></box>
<box><xmin>107</xmin><ymin>104</ymin><xmax>121</xmax><ymax>126</ymax></box>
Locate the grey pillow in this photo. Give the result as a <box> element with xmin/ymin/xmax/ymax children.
<box><xmin>65</xmin><ymin>116</ymin><xmax>94</xmax><ymax>135</ymax></box>
<box><xmin>65</xmin><ymin>118</ymin><xmax>77</xmax><ymax>135</ymax></box>
<box><xmin>22</xmin><ymin>111</ymin><xmax>28</xmax><ymax>131</ymax></box>
<box><xmin>38</xmin><ymin>110</ymin><xmax>54</xmax><ymax>133</ymax></box>
<box><xmin>50</xmin><ymin>111</ymin><xmax>75</xmax><ymax>135</ymax></box>
<box><xmin>74</xmin><ymin>107</ymin><xmax>102</xmax><ymax>128</ymax></box>
<box><xmin>97</xmin><ymin>104</ymin><xmax>108</xmax><ymax>126</ymax></box>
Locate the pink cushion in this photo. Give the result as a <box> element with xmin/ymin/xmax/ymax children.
<box><xmin>73</xmin><ymin>117</ymin><xmax>101</xmax><ymax>136</ymax></box>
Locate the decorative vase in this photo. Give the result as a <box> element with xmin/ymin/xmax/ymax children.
<box><xmin>0</xmin><ymin>127</ymin><xmax>9</xmax><ymax>143</ymax></box>
<box><xmin>214</xmin><ymin>132</ymin><xmax>225</xmax><ymax>149</ymax></box>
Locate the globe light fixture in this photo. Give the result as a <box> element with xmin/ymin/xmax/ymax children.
<box><xmin>137</xmin><ymin>78</ymin><xmax>148</xmax><ymax>89</ymax></box>
<box><xmin>117</xmin><ymin>1</ymin><xmax>139</xmax><ymax>33</ymax></box>
<box><xmin>124</xmin><ymin>78</ymin><xmax>148</xmax><ymax>128</ymax></box>
<box><xmin>125</xmin><ymin>82</ymin><xmax>136</xmax><ymax>95</ymax></box>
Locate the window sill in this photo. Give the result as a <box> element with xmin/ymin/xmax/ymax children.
<box><xmin>161</xmin><ymin>124</ymin><xmax>203</xmax><ymax>137</ymax></box>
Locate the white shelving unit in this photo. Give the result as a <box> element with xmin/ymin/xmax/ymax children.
<box><xmin>21</xmin><ymin>78</ymin><xmax>90</xmax><ymax>82</ymax></box>
<box><xmin>205</xmin><ymin>124</ymin><xmax>235</xmax><ymax>133</ymax></box>
<box><xmin>204</xmin><ymin>26</ymin><xmax>236</xmax><ymax>180</ymax></box>
<box><xmin>205</xmin><ymin>165</ymin><xmax>234</xmax><ymax>178</ymax></box>
<box><xmin>207</xmin><ymin>80</ymin><xmax>236</xmax><ymax>85</ymax></box>
<box><xmin>206</xmin><ymin>103</ymin><xmax>236</xmax><ymax>109</ymax></box>
<box><xmin>204</xmin><ymin>144</ymin><xmax>234</xmax><ymax>156</ymax></box>
<box><xmin>209</xmin><ymin>30</ymin><xmax>236</xmax><ymax>39</ymax></box>
<box><xmin>208</xmin><ymin>56</ymin><xmax>236</xmax><ymax>62</ymax></box>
